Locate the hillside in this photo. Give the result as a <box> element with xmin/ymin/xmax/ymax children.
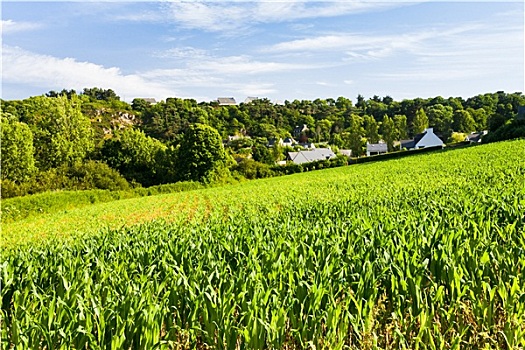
<box><xmin>1</xmin><ymin>140</ymin><xmax>524</xmax><ymax>348</ymax></box>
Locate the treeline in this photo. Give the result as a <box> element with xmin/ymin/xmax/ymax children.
<box><xmin>1</xmin><ymin>88</ymin><xmax>524</xmax><ymax>198</ymax></box>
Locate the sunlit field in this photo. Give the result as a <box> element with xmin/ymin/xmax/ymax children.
<box><xmin>2</xmin><ymin>140</ymin><xmax>524</xmax><ymax>349</ymax></box>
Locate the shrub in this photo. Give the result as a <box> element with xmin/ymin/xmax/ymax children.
<box><xmin>483</xmin><ymin>119</ymin><xmax>525</xmax><ymax>143</ymax></box>
<box><xmin>233</xmin><ymin>159</ymin><xmax>275</xmax><ymax>180</ymax></box>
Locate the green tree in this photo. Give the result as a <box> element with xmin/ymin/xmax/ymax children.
<box><xmin>426</xmin><ymin>104</ymin><xmax>453</xmax><ymax>139</ymax></box>
<box><xmin>344</xmin><ymin>114</ymin><xmax>364</xmax><ymax>155</ymax></box>
<box><xmin>177</xmin><ymin>124</ymin><xmax>229</xmax><ymax>183</ymax></box>
<box><xmin>315</xmin><ymin>119</ymin><xmax>333</xmax><ymax>142</ymax></box>
<box><xmin>0</xmin><ymin>115</ymin><xmax>37</xmax><ymax>182</ymax></box>
<box><xmin>412</xmin><ymin>108</ymin><xmax>429</xmax><ymax>134</ymax></box>
<box><xmin>22</xmin><ymin>95</ymin><xmax>94</xmax><ymax>169</ymax></box>
<box><xmin>363</xmin><ymin>115</ymin><xmax>380</xmax><ymax>143</ymax></box>
<box><xmin>453</xmin><ymin>109</ymin><xmax>476</xmax><ymax>133</ymax></box>
<box><xmin>381</xmin><ymin>115</ymin><xmax>396</xmax><ymax>151</ymax></box>
<box><xmin>252</xmin><ymin>144</ymin><xmax>274</xmax><ymax>165</ymax></box>
<box><xmin>100</xmin><ymin>128</ymin><xmax>167</xmax><ymax>186</ymax></box>
<box><xmin>82</xmin><ymin>87</ymin><xmax>120</xmax><ymax>101</ymax></box>
<box><xmin>393</xmin><ymin>115</ymin><xmax>408</xmax><ymax>140</ymax></box>
<box><xmin>467</xmin><ymin>107</ymin><xmax>488</xmax><ymax>130</ymax></box>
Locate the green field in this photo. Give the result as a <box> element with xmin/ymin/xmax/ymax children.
<box><xmin>2</xmin><ymin>140</ymin><xmax>525</xmax><ymax>349</ymax></box>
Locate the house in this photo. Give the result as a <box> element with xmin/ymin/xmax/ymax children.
<box><xmin>282</xmin><ymin>137</ymin><xmax>296</xmax><ymax>147</ymax></box>
<box><xmin>138</xmin><ymin>98</ymin><xmax>157</xmax><ymax>105</ymax></box>
<box><xmin>339</xmin><ymin>149</ymin><xmax>352</xmax><ymax>157</ymax></box>
<box><xmin>293</xmin><ymin>124</ymin><xmax>309</xmax><ymax>138</ymax></box>
<box><xmin>401</xmin><ymin>128</ymin><xmax>444</xmax><ymax>150</ymax></box>
<box><xmin>217</xmin><ymin>97</ymin><xmax>236</xmax><ymax>106</ymax></box>
<box><xmin>267</xmin><ymin>138</ymin><xmax>284</xmax><ymax>147</ymax></box>
<box><xmin>465</xmin><ymin>131</ymin><xmax>488</xmax><ymax>143</ymax></box>
<box><xmin>227</xmin><ymin>135</ymin><xmax>251</xmax><ymax>142</ymax></box>
<box><xmin>287</xmin><ymin>148</ymin><xmax>336</xmax><ymax>165</ymax></box>
<box><xmin>366</xmin><ymin>142</ymin><xmax>388</xmax><ymax>156</ymax></box>
<box><xmin>244</xmin><ymin>96</ymin><xmax>258</xmax><ymax>104</ymax></box>
<box><xmin>299</xmin><ymin>142</ymin><xmax>316</xmax><ymax>150</ymax></box>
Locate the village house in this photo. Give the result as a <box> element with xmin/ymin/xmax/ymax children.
<box><xmin>217</xmin><ymin>97</ymin><xmax>237</xmax><ymax>106</ymax></box>
<box><xmin>401</xmin><ymin>128</ymin><xmax>444</xmax><ymax>150</ymax></box>
<box><xmin>293</xmin><ymin>124</ymin><xmax>309</xmax><ymax>138</ymax></box>
<box><xmin>465</xmin><ymin>131</ymin><xmax>488</xmax><ymax>143</ymax></box>
<box><xmin>287</xmin><ymin>148</ymin><xmax>336</xmax><ymax>165</ymax></box>
<box><xmin>366</xmin><ymin>142</ymin><xmax>388</xmax><ymax>156</ymax></box>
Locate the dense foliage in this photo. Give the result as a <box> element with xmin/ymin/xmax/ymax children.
<box><xmin>1</xmin><ymin>140</ymin><xmax>524</xmax><ymax>348</ymax></box>
<box><xmin>1</xmin><ymin>89</ymin><xmax>524</xmax><ymax>197</ymax></box>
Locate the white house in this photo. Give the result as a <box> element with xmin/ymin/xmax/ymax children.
<box><xmin>401</xmin><ymin>128</ymin><xmax>444</xmax><ymax>150</ymax></box>
<box><xmin>366</xmin><ymin>142</ymin><xmax>388</xmax><ymax>156</ymax></box>
<box><xmin>282</xmin><ymin>137</ymin><xmax>296</xmax><ymax>147</ymax></box>
<box><xmin>267</xmin><ymin>138</ymin><xmax>284</xmax><ymax>147</ymax></box>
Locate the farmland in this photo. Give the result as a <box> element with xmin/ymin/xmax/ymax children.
<box><xmin>1</xmin><ymin>140</ymin><xmax>525</xmax><ymax>349</ymax></box>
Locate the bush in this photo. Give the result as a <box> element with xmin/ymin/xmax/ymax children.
<box><xmin>1</xmin><ymin>161</ymin><xmax>130</xmax><ymax>199</ymax></box>
<box><xmin>270</xmin><ymin>162</ymin><xmax>303</xmax><ymax>176</ymax></box>
<box><xmin>133</xmin><ymin>182</ymin><xmax>204</xmax><ymax>196</ymax></box>
<box><xmin>483</xmin><ymin>119</ymin><xmax>525</xmax><ymax>143</ymax></box>
<box><xmin>233</xmin><ymin>159</ymin><xmax>275</xmax><ymax>180</ymax></box>
<box><xmin>66</xmin><ymin>161</ymin><xmax>131</xmax><ymax>191</ymax></box>
<box><xmin>448</xmin><ymin>132</ymin><xmax>467</xmax><ymax>143</ymax></box>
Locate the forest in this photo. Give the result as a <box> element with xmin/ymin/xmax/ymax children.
<box><xmin>1</xmin><ymin>88</ymin><xmax>524</xmax><ymax>198</ymax></box>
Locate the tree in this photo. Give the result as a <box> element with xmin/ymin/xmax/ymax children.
<box><xmin>100</xmin><ymin>128</ymin><xmax>167</xmax><ymax>186</ymax></box>
<box><xmin>467</xmin><ymin>107</ymin><xmax>488</xmax><ymax>130</ymax></box>
<box><xmin>177</xmin><ymin>124</ymin><xmax>229</xmax><ymax>183</ymax></box>
<box><xmin>393</xmin><ymin>115</ymin><xmax>408</xmax><ymax>140</ymax></box>
<box><xmin>453</xmin><ymin>109</ymin><xmax>476</xmax><ymax>133</ymax></box>
<box><xmin>426</xmin><ymin>104</ymin><xmax>453</xmax><ymax>139</ymax></box>
<box><xmin>82</xmin><ymin>87</ymin><xmax>120</xmax><ymax>101</ymax></box>
<box><xmin>131</xmin><ymin>98</ymin><xmax>152</xmax><ymax>113</ymax></box>
<box><xmin>344</xmin><ymin>114</ymin><xmax>364</xmax><ymax>155</ymax></box>
<box><xmin>315</xmin><ymin>119</ymin><xmax>333</xmax><ymax>142</ymax></box>
<box><xmin>252</xmin><ymin>144</ymin><xmax>274</xmax><ymax>165</ymax></box>
<box><xmin>0</xmin><ymin>115</ymin><xmax>37</xmax><ymax>182</ymax></box>
<box><xmin>381</xmin><ymin>115</ymin><xmax>396</xmax><ymax>151</ymax></box>
<box><xmin>23</xmin><ymin>95</ymin><xmax>94</xmax><ymax>169</ymax></box>
<box><xmin>412</xmin><ymin>108</ymin><xmax>429</xmax><ymax>134</ymax></box>
<box><xmin>363</xmin><ymin>115</ymin><xmax>379</xmax><ymax>143</ymax></box>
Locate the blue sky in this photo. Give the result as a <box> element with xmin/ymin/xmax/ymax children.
<box><xmin>2</xmin><ymin>1</ymin><xmax>523</xmax><ymax>103</ymax></box>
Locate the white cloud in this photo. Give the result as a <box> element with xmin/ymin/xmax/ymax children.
<box><xmin>1</xmin><ymin>20</ymin><xmax>42</xmax><ymax>34</ymax></box>
<box><xmin>1</xmin><ymin>45</ymin><xmax>314</xmax><ymax>101</ymax></box>
<box><xmin>2</xmin><ymin>46</ymin><xmax>175</xmax><ymax>100</ymax></box>
<box><xmin>232</xmin><ymin>82</ymin><xmax>277</xmax><ymax>96</ymax></box>
<box><xmin>153</xmin><ymin>45</ymin><xmax>324</xmax><ymax>75</ymax></box>
<box><xmin>154</xmin><ymin>2</ymin><xmax>404</xmax><ymax>33</ymax></box>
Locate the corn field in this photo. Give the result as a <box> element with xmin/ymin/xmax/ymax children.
<box><xmin>1</xmin><ymin>140</ymin><xmax>525</xmax><ymax>349</ymax></box>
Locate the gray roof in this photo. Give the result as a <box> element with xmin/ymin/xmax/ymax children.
<box><xmin>339</xmin><ymin>149</ymin><xmax>352</xmax><ymax>157</ymax></box>
<box><xmin>138</xmin><ymin>98</ymin><xmax>157</xmax><ymax>104</ymax></box>
<box><xmin>217</xmin><ymin>97</ymin><xmax>236</xmax><ymax>105</ymax></box>
<box><xmin>288</xmin><ymin>148</ymin><xmax>336</xmax><ymax>164</ymax></box>
<box><xmin>466</xmin><ymin>131</ymin><xmax>488</xmax><ymax>142</ymax></box>
<box><xmin>244</xmin><ymin>96</ymin><xmax>258</xmax><ymax>103</ymax></box>
<box><xmin>401</xmin><ymin>129</ymin><xmax>428</xmax><ymax>149</ymax></box>
<box><xmin>367</xmin><ymin>143</ymin><xmax>388</xmax><ymax>152</ymax></box>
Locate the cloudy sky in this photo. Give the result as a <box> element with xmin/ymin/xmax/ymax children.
<box><xmin>2</xmin><ymin>1</ymin><xmax>523</xmax><ymax>103</ymax></box>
